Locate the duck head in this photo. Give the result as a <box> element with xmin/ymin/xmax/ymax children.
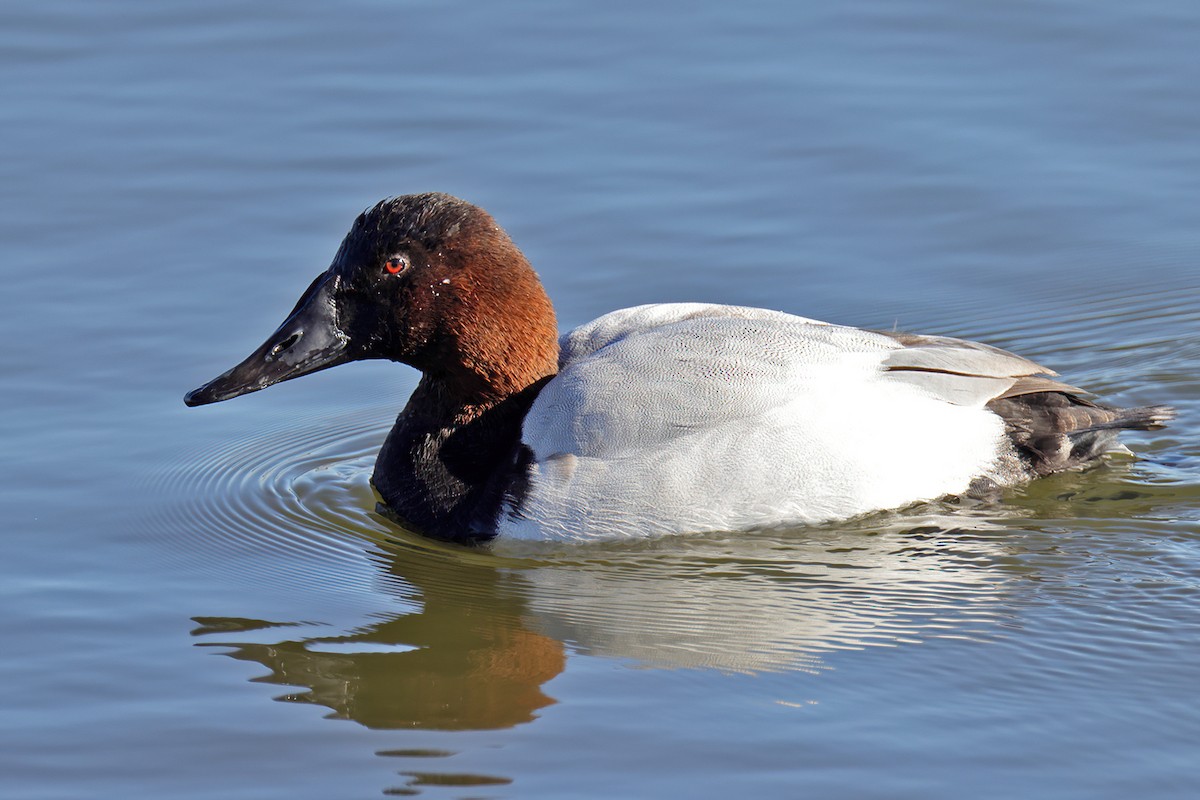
<box><xmin>185</xmin><ymin>193</ymin><xmax>558</xmax><ymax>408</ymax></box>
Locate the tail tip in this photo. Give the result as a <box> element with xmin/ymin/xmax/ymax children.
<box><xmin>1136</xmin><ymin>405</ymin><xmax>1175</xmax><ymax>430</ymax></box>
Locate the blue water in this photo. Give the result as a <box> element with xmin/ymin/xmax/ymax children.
<box><xmin>2</xmin><ymin>1</ymin><xmax>1198</xmax><ymax>798</ymax></box>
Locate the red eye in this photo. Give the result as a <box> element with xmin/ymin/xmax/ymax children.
<box><xmin>384</xmin><ymin>256</ymin><xmax>408</xmax><ymax>274</ymax></box>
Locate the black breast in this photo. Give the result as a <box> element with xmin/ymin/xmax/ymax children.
<box><xmin>372</xmin><ymin>376</ymin><xmax>553</xmax><ymax>543</ymax></box>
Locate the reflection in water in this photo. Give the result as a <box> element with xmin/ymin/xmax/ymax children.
<box><xmin>506</xmin><ymin>515</ymin><xmax>1013</xmax><ymax>674</ymax></box>
<box><xmin>192</xmin><ymin>547</ymin><xmax>566</xmax><ymax>731</ymax></box>
<box><xmin>192</xmin><ymin>504</ymin><xmax>1024</xmax><ymax>730</ymax></box>
<box><xmin>175</xmin><ymin>380</ymin><xmax>1192</xmax><ymax>798</ymax></box>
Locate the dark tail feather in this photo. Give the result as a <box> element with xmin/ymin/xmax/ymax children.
<box><xmin>1073</xmin><ymin>404</ymin><xmax>1175</xmax><ymax>433</ymax></box>
<box><xmin>987</xmin><ymin>394</ymin><xmax>1174</xmax><ymax>477</ymax></box>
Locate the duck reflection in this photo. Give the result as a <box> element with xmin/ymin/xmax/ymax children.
<box><xmin>191</xmin><ymin>542</ymin><xmax>565</xmax><ymax>731</ymax></box>
<box><xmin>510</xmin><ymin>513</ymin><xmax>1014</xmax><ymax>673</ymax></box>
<box><xmin>193</xmin><ymin>505</ymin><xmax>1021</xmax><ymax>732</ymax></box>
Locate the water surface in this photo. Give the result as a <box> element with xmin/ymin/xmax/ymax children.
<box><xmin>2</xmin><ymin>1</ymin><xmax>1198</xmax><ymax>798</ymax></box>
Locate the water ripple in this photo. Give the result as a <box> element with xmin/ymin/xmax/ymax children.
<box><xmin>142</xmin><ymin>404</ymin><xmax>394</xmax><ymax>598</ymax></box>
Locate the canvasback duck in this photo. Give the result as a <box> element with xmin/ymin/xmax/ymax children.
<box><xmin>185</xmin><ymin>193</ymin><xmax>1173</xmax><ymax>543</ymax></box>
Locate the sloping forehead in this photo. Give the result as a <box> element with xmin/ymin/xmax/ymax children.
<box><xmin>330</xmin><ymin>193</ymin><xmax>477</xmax><ymax>271</ymax></box>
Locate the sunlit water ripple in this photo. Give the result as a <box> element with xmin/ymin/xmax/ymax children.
<box><xmin>144</xmin><ymin>404</ymin><xmax>392</xmax><ymax>598</ymax></box>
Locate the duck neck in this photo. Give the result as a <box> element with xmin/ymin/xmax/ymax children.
<box><xmin>372</xmin><ymin>231</ymin><xmax>561</xmax><ymax>540</ymax></box>
<box><xmin>372</xmin><ymin>372</ymin><xmax>553</xmax><ymax>542</ymax></box>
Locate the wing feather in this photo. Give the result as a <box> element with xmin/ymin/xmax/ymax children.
<box><xmin>877</xmin><ymin>331</ymin><xmax>1067</xmax><ymax>407</ymax></box>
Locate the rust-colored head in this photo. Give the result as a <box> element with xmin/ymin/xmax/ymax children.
<box><xmin>185</xmin><ymin>193</ymin><xmax>560</xmax><ymax>408</ymax></box>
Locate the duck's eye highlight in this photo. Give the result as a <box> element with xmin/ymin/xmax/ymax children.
<box><xmin>384</xmin><ymin>257</ymin><xmax>408</xmax><ymax>275</ymax></box>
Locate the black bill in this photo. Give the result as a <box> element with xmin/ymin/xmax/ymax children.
<box><xmin>185</xmin><ymin>272</ymin><xmax>350</xmax><ymax>407</ymax></box>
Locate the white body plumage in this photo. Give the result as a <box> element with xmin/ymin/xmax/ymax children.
<box><xmin>497</xmin><ymin>303</ymin><xmax>1033</xmax><ymax>542</ymax></box>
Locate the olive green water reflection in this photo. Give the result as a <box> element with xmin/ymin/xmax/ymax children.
<box><xmin>192</xmin><ymin>544</ymin><xmax>566</xmax><ymax>732</ymax></box>
<box><xmin>184</xmin><ymin>460</ymin><xmax>1200</xmax><ymax>798</ymax></box>
<box><xmin>193</xmin><ymin>506</ymin><xmax>1028</xmax><ymax>726</ymax></box>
